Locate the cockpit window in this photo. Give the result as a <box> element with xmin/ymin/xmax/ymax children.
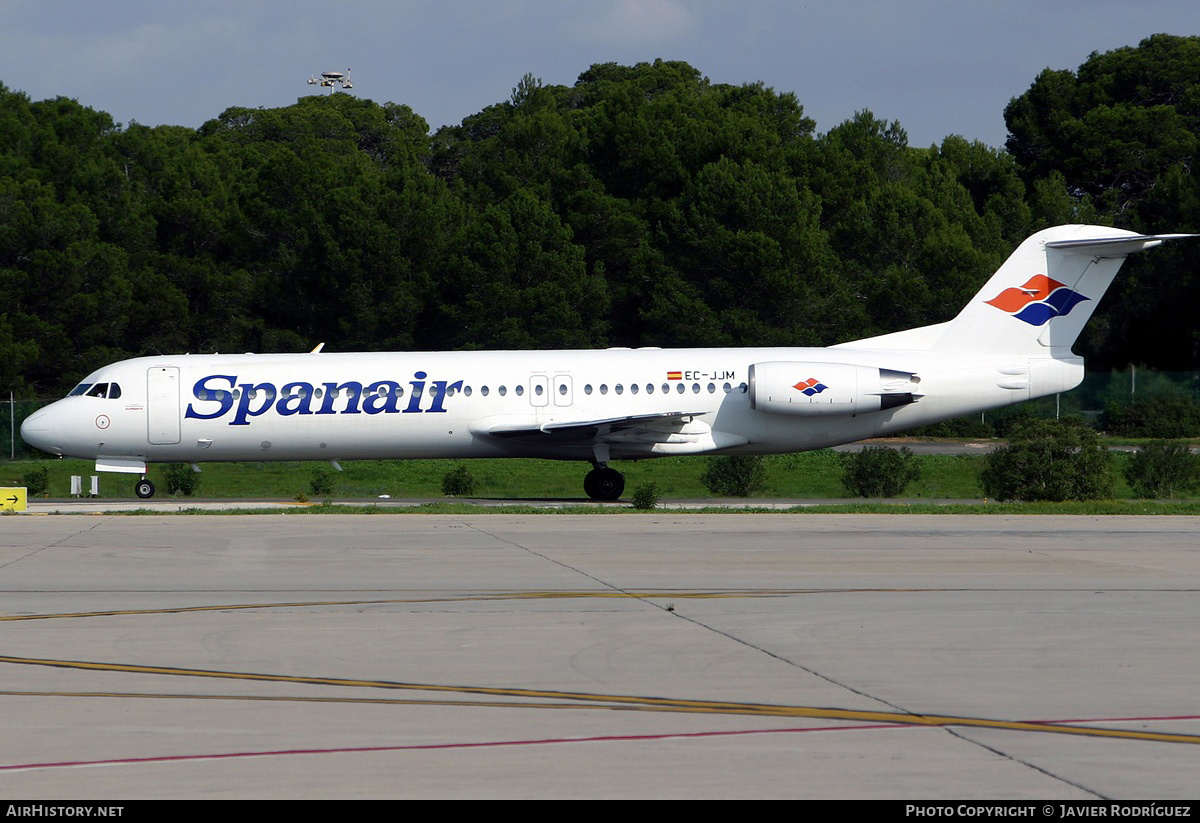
<box><xmin>76</xmin><ymin>382</ymin><xmax>122</xmax><ymax>399</ymax></box>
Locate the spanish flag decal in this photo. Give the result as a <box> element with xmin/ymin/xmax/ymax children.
<box><xmin>667</xmin><ymin>371</ymin><xmax>682</xmax><ymax>380</ymax></box>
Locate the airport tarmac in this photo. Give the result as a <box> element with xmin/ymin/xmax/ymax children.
<box><xmin>1</xmin><ymin>512</ymin><xmax>1198</xmax><ymax>799</ymax></box>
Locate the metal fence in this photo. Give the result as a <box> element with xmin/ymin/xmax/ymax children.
<box><xmin>2</xmin><ymin>396</ymin><xmax>49</xmax><ymax>460</ymax></box>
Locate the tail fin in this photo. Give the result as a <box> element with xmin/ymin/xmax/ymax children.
<box><xmin>839</xmin><ymin>225</ymin><xmax>1192</xmax><ymax>355</ymax></box>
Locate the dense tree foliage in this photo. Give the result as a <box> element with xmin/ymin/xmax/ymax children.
<box><xmin>1006</xmin><ymin>34</ymin><xmax>1200</xmax><ymax>369</ymax></box>
<box><xmin>3</xmin><ymin>40</ymin><xmax>1199</xmax><ymax>398</ymax></box>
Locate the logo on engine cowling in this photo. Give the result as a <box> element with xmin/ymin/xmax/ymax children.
<box><xmin>793</xmin><ymin>378</ymin><xmax>828</xmax><ymax>396</ymax></box>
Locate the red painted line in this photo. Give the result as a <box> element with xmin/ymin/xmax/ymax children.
<box><xmin>0</xmin><ymin>722</ymin><xmax>911</xmax><ymax>773</ymax></box>
<box><xmin>5</xmin><ymin>713</ymin><xmax>1197</xmax><ymax>773</ymax></box>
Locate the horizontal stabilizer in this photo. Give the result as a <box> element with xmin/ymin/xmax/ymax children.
<box><xmin>1045</xmin><ymin>233</ymin><xmax>1196</xmax><ymax>257</ymax></box>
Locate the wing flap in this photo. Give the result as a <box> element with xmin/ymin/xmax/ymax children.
<box><xmin>485</xmin><ymin>410</ymin><xmax>706</xmax><ymax>441</ymax></box>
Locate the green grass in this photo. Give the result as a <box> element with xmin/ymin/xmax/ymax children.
<box><xmin>0</xmin><ymin>446</ymin><xmax>1194</xmax><ymax>504</ymax></box>
<box><xmin>71</xmin><ymin>500</ymin><xmax>1200</xmax><ymax>516</ymax></box>
<box><xmin>3</xmin><ymin>452</ymin><xmax>860</xmax><ymax>500</ymax></box>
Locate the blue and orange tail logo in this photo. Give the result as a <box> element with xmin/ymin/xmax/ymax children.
<box><xmin>985</xmin><ymin>275</ymin><xmax>1089</xmax><ymax>326</ymax></box>
<box><xmin>793</xmin><ymin>378</ymin><xmax>827</xmax><ymax>396</ymax></box>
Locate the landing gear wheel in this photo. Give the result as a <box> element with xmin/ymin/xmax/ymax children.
<box><xmin>135</xmin><ymin>479</ymin><xmax>155</xmax><ymax>499</ymax></box>
<box><xmin>583</xmin><ymin>467</ymin><xmax>625</xmax><ymax>501</ymax></box>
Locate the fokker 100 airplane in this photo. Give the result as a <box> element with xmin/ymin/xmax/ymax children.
<box><xmin>20</xmin><ymin>225</ymin><xmax>1192</xmax><ymax>500</ymax></box>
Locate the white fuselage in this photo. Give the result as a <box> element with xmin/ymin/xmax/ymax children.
<box><xmin>21</xmin><ymin>345</ymin><xmax>1081</xmax><ymax>468</ymax></box>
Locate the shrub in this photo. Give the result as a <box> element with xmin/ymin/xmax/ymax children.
<box><xmin>981</xmin><ymin>417</ymin><xmax>1112</xmax><ymax>501</ymax></box>
<box><xmin>1103</xmin><ymin>395</ymin><xmax>1200</xmax><ymax>438</ymax></box>
<box><xmin>22</xmin><ymin>466</ymin><xmax>49</xmax><ymax>497</ymax></box>
<box><xmin>631</xmin><ymin>482</ymin><xmax>661</xmax><ymax>510</ymax></box>
<box><xmin>162</xmin><ymin>463</ymin><xmax>201</xmax><ymax>496</ymax></box>
<box><xmin>309</xmin><ymin>467</ymin><xmax>337</xmax><ymax>497</ymax></box>
<box><xmin>700</xmin><ymin>455</ymin><xmax>765</xmax><ymax>497</ymax></box>
<box><xmin>906</xmin><ymin>415</ymin><xmax>994</xmax><ymax>438</ymax></box>
<box><xmin>441</xmin><ymin>465</ymin><xmax>477</xmax><ymax>496</ymax></box>
<box><xmin>840</xmin><ymin>446</ymin><xmax>921</xmax><ymax>497</ymax></box>
<box><xmin>1123</xmin><ymin>440</ymin><xmax>1200</xmax><ymax>498</ymax></box>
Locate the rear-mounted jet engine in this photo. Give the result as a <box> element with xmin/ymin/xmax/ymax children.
<box><xmin>748</xmin><ymin>362</ymin><xmax>921</xmax><ymax>416</ymax></box>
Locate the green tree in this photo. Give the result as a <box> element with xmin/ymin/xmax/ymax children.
<box><xmin>1004</xmin><ymin>35</ymin><xmax>1200</xmax><ymax>371</ymax></box>
<box><xmin>1005</xmin><ymin>35</ymin><xmax>1200</xmax><ymax>216</ymax></box>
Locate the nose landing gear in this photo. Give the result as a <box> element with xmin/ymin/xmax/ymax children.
<box><xmin>134</xmin><ymin>478</ymin><xmax>155</xmax><ymax>499</ymax></box>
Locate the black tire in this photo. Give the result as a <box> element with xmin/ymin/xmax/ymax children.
<box><xmin>135</xmin><ymin>479</ymin><xmax>155</xmax><ymax>499</ymax></box>
<box><xmin>583</xmin><ymin>467</ymin><xmax>625</xmax><ymax>501</ymax></box>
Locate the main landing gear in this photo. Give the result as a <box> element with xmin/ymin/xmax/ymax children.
<box><xmin>135</xmin><ymin>477</ymin><xmax>155</xmax><ymax>499</ymax></box>
<box><xmin>583</xmin><ymin>464</ymin><xmax>625</xmax><ymax>501</ymax></box>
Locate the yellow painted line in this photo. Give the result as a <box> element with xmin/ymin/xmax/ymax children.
<box><xmin>0</xmin><ymin>589</ymin><xmax>824</xmax><ymax>621</ymax></box>
<box><xmin>0</xmin><ymin>690</ymin><xmax>611</xmax><ymax>711</ymax></box>
<box><xmin>0</xmin><ymin>598</ymin><xmax>459</xmax><ymax>621</ymax></box>
<box><xmin>2</xmin><ymin>654</ymin><xmax>1199</xmax><ymax>745</ymax></box>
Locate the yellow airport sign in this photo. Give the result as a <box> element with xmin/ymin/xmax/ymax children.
<box><xmin>1</xmin><ymin>488</ymin><xmax>28</xmax><ymax>512</ymax></box>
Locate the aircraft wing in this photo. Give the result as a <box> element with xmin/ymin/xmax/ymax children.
<box><xmin>485</xmin><ymin>410</ymin><xmax>707</xmax><ymax>442</ymax></box>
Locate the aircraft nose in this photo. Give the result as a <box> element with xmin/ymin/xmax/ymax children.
<box><xmin>20</xmin><ymin>406</ymin><xmax>64</xmax><ymax>456</ymax></box>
